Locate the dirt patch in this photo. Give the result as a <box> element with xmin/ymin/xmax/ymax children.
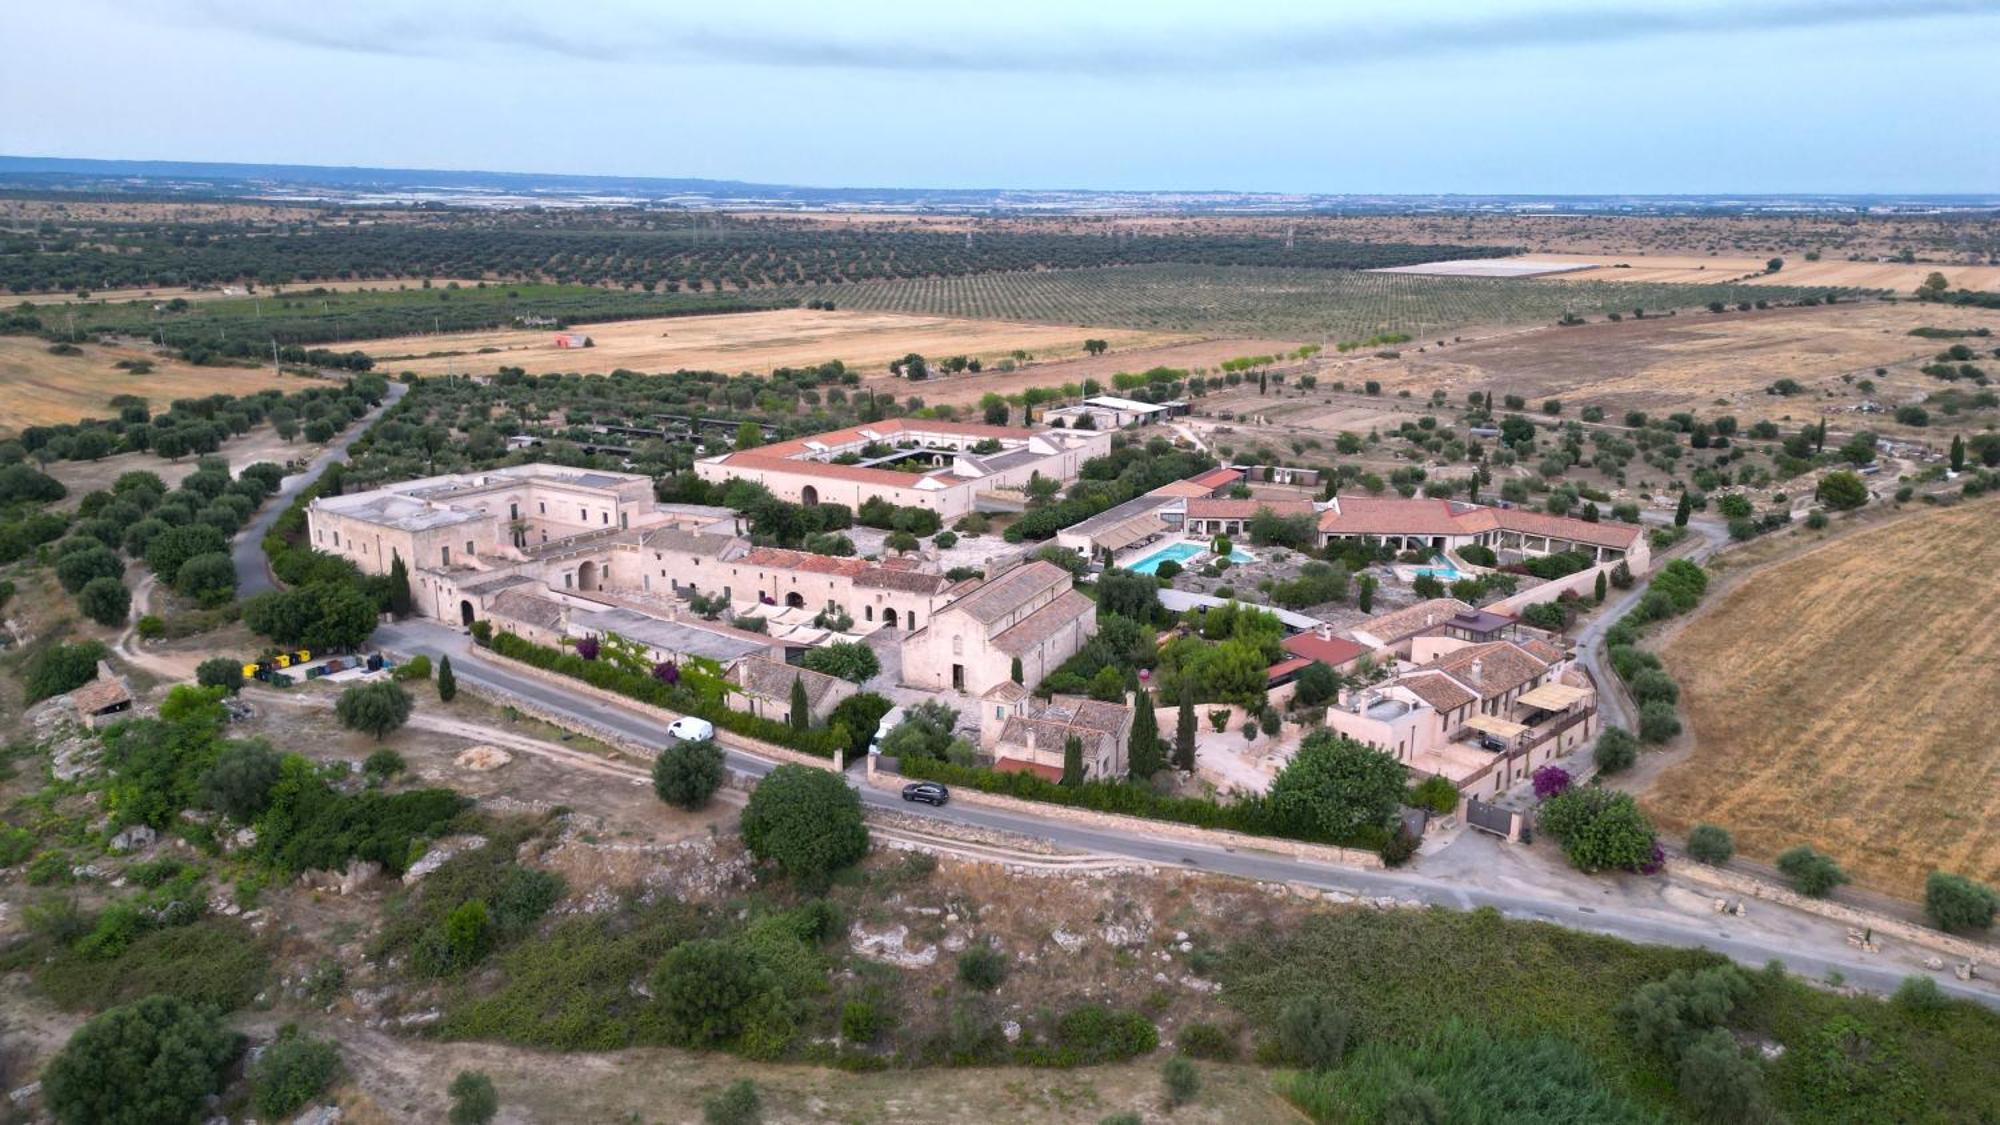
<box><xmin>452</xmin><ymin>745</ymin><xmax>511</xmax><ymax>771</ymax></box>
<box><xmin>0</xmin><ymin>336</ymin><xmax>295</xmax><ymax>432</ymax></box>
<box><xmin>1645</xmin><ymin>496</ymin><xmax>2000</xmax><ymax>898</ymax></box>
<box><xmin>351</xmin><ymin>307</ymin><xmax>1193</xmax><ymax>379</ymax></box>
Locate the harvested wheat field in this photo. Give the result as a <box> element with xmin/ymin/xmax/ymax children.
<box><xmin>357</xmin><ymin>307</ymin><xmax>1193</xmax><ymax>378</ymax></box>
<box><xmin>1376</xmin><ymin>300</ymin><xmax>2000</xmax><ymax>419</ymax></box>
<box><xmin>1521</xmin><ymin>252</ymin><xmax>2000</xmax><ymax>291</ymax></box>
<box><xmin>1645</xmin><ymin>498</ymin><xmax>2000</xmax><ymax>899</ymax></box>
<box><xmin>0</xmin><ymin>336</ymin><xmax>290</xmax><ymax>431</ymax></box>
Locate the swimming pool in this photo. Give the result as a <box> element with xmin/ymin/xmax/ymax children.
<box><xmin>1410</xmin><ymin>555</ymin><xmax>1464</xmax><ymax>581</ymax></box>
<box><xmin>1128</xmin><ymin>541</ymin><xmax>1256</xmax><ymax>575</ymax></box>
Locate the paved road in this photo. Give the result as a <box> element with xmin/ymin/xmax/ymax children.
<box><xmin>1571</xmin><ymin>515</ymin><xmax>1728</xmax><ymax>738</ymax></box>
<box><xmin>233</xmin><ymin>381</ymin><xmax>407</xmax><ymax>596</ymax></box>
<box><xmin>377</xmin><ymin>617</ymin><xmax>2000</xmax><ymax>1011</ymax></box>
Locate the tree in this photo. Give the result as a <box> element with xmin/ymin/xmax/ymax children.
<box><xmin>655</xmin><ymin>937</ymin><xmax>770</xmax><ymax>1044</ymax></box>
<box><xmin>387</xmin><ymin>553</ymin><xmax>413</xmax><ymax>617</ymax></box>
<box><xmin>1174</xmin><ymin>695</ymin><xmax>1198</xmax><ymax>772</ymax></box>
<box><xmin>885</xmin><ymin>529</ymin><xmax>919</xmax><ymax>555</ymax></box>
<box><xmin>1637</xmin><ymin>700</ymin><xmax>1681</xmax><ymax>744</ymax></box>
<box><xmin>734</xmin><ymin>421</ymin><xmax>763</xmax><ymax>450</ymax></box>
<box><xmin>1950</xmin><ymin>434</ymin><xmax>1966</xmax><ymax>473</ymax></box>
<box><xmin>251</xmin><ymin>1026</ymin><xmax>342</xmax><ymax>1119</ymax></box>
<box><xmin>1619</xmin><ymin>963</ymin><xmax>1750</xmax><ymax>1062</ymax></box>
<box><xmin>1686</xmin><ymin>824</ymin><xmax>1735</xmax><ymax>865</ymax></box>
<box><xmin>1083</xmin><ymin>338</ymin><xmax>1109</xmax><ymax>356</ymax></box>
<box><xmin>1673</xmin><ymin>491</ymin><xmax>1691</xmax><ymax>528</ymax></box>
<box><xmin>56</xmin><ymin>545</ymin><xmax>123</xmax><ymax>594</ymax></box>
<box><xmin>1128</xmin><ymin>689</ymin><xmax>1164</xmax><ymax>780</ymax></box>
<box><xmin>1356</xmin><ymin>573</ymin><xmax>1376</xmax><ymax>613</ymax></box>
<box><xmin>1267</xmin><ymin>732</ymin><xmax>1406</xmax><ymax>841</ymax></box>
<box><xmin>448</xmin><ymin>1070</ymin><xmax>499</xmax><ymax>1125</ymax></box>
<box><xmin>802</xmin><ymin>641</ymin><xmax>880</xmax><ymax>684</ymax></box>
<box><xmin>173</xmin><ymin>552</ymin><xmax>237</xmax><ymax>607</ymax></box>
<box><xmin>1677</xmin><ymin>1027</ymin><xmax>1768</xmax><ymax>1123</ymax></box>
<box><xmin>198</xmin><ymin>738</ymin><xmax>283</xmax><ymax>823</ymax></box>
<box><xmin>653</xmin><ymin>737</ymin><xmax>725</xmax><ymax>810</ymax></box>
<box><xmin>740</xmin><ymin>764</ymin><xmax>869</xmax><ymax>885</ymax></box>
<box><xmin>1776</xmin><ymin>845</ymin><xmax>1848</xmax><ymax>897</ymax></box>
<box><xmin>1538</xmin><ymin>788</ymin><xmax>1658</xmax><ymax>873</ymax></box>
<box><xmin>436</xmin><ymin>654</ymin><xmax>457</xmax><ymax>701</ymax></box>
<box><xmin>1010</xmin><ymin>655</ymin><xmax>1024</xmax><ymax>684</ymax></box>
<box><xmin>1294</xmin><ymin>661</ymin><xmax>1339</xmax><ymax>708</ymax></box>
<box><xmin>1273</xmin><ymin>995</ymin><xmax>1350</xmax><ymax>1069</ymax></box>
<box><xmin>704</xmin><ymin>1079</ymin><xmax>763</xmax><ymax>1125</ymax></box>
<box><xmin>1060</xmin><ymin>734</ymin><xmax>1085</xmax><ymax>786</ymax></box>
<box><xmin>788</xmin><ymin>675</ymin><xmax>811</xmax><ymax>730</ymax></box>
<box><xmin>1594</xmin><ymin>570</ymin><xmax>1608</xmax><ymax>604</ymax></box>
<box><xmin>1162</xmin><ymin>1056</ymin><xmax>1201</xmax><ymax>1107</ymax></box>
<box><xmin>77</xmin><ymin>576</ymin><xmax>131</xmax><ymax>626</ymax></box>
<box><xmin>26</xmin><ymin>640</ymin><xmax>110</xmax><ymax>702</ymax></box>
<box><xmin>1923</xmin><ymin>871</ymin><xmax>1997</xmax><ymax>933</ymax></box>
<box><xmin>1817</xmin><ymin>470</ymin><xmax>1868</xmax><ymax>511</ymax></box>
<box><xmin>43</xmin><ymin>995</ymin><xmax>239</xmax><ymax>1125</ymax></box>
<box><xmin>144</xmin><ymin>523</ymin><xmax>226</xmax><ymax>579</ymax></box>
<box><xmin>196</xmin><ymin>656</ymin><xmax>246</xmax><ymax>694</ymax></box>
<box><xmin>336</xmin><ymin>681</ymin><xmax>412</xmax><ymax>741</ymax></box>
<box><xmin>957</xmin><ymin>941</ymin><xmax>1009</xmax><ymax>990</ymax></box>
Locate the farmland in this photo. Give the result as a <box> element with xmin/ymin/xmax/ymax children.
<box><xmin>0</xmin><ymin>334</ymin><xmax>290</xmax><ymax>431</ymax></box>
<box><xmin>358</xmin><ymin>307</ymin><xmax>1193</xmax><ymax>378</ymax></box>
<box><xmin>1366</xmin><ymin>298</ymin><xmax>2000</xmax><ymax>420</ymax></box>
<box><xmin>769</xmin><ymin>265</ymin><xmax>1868</xmax><ymax>340</ymax></box>
<box><xmin>1511</xmin><ymin>253</ymin><xmax>2000</xmax><ymax>291</ymax></box>
<box><xmin>1646</xmin><ymin>498</ymin><xmax>2000</xmax><ymax>899</ymax></box>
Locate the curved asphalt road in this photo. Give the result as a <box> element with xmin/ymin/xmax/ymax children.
<box><xmin>233</xmin><ymin>381</ymin><xmax>407</xmax><ymax>596</ymax></box>
<box><xmin>377</xmin><ymin>617</ymin><xmax>1999</xmax><ymax>1011</ymax></box>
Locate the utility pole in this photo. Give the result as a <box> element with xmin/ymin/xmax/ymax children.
<box><xmin>271</xmin><ymin>338</ymin><xmax>281</xmax><ymax>376</ymax></box>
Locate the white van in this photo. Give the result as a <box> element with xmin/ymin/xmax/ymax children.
<box><xmin>867</xmin><ymin>707</ymin><xmax>905</xmax><ymax>757</ymax></box>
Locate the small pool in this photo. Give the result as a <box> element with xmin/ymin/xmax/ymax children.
<box><xmin>1411</xmin><ymin>555</ymin><xmax>1464</xmax><ymax>581</ymax></box>
<box><xmin>1128</xmin><ymin>541</ymin><xmax>1256</xmax><ymax>575</ymax></box>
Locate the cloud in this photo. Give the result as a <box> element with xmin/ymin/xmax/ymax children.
<box><xmin>163</xmin><ymin>0</ymin><xmax>2000</xmax><ymax>75</ymax></box>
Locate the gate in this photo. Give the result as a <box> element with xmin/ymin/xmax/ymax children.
<box><xmin>1465</xmin><ymin>798</ymin><xmax>1523</xmax><ymax>842</ymax></box>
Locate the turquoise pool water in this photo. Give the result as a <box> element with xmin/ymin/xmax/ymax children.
<box><xmin>1411</xmin><ymin>554</ymin><xmax>1464</xmax><ymax>581</ymax></box>
<box><xmin>1129</xmin><ymin>541</ymin><xmax>1255</xmax><ymax>575</ymax></box>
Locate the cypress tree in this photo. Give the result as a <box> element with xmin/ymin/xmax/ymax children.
<box><xmin>437</xmin><ymin>654</ymin><xmax>457</xmax><ymax>702</ymax></box>
<box><xmin>1673</xmin><ymin>491</ymin><xmax>1691</xmax><ymax>528</ymax></box>
<box><xmin>789</xmin><ymin>675</ymin><xmax>810</xmax><ymax>731</ymax></box>
<box><xmin>387</xmin><ymin>553</ymin><xmax>413</xmax><ymax>617</ymax></box>
<box><xmin>1174</xmin><ymin>695</ymin><xmax>1198</xmax><ymax>772</ymax></box>
<box><xmin>1062</xmin><ymin>735</ymin><xmax>1084</xmax><ymax>787</ymax></box>
<box><xmin>1951</xmin><ymin>434</ymin><xmax>1966</xmax><ymax>473</ymax></box>
<box><xmin>1010</xmin><ymin>655</ymin><xmax>1023</xmax><ymax>684</ymax></box>
<box><xmin>1594</xmin><ymin>570</ymin><xmax>1608</xmax><ymax>604</ymax></box>
<box><xmin>1128</xmin><ymin>689</ymin><xmax>1163</xmax><ymax>781</ymax></box>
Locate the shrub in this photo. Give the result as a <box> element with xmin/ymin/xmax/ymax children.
<box><xmin>43</xmin><ymin>995</ymin><xmax>239</xmax><ymax>1125</ymax></box>
<box><xmin>1893</xmin><ymin>975</ymin><xmax>1950</xmax><ymax>1014</ymax></box>
<box><xmin>199</xmin><ymin>740</ymin><xmax>284</xmax><ymax>822</ymax></box>
<box><xmin>1273</xmin><ymin>995</ymin><xmax>1350</xmax><ymax>1069</ymax></box>
<box><xmin>1040</xmin><ymin>1005</ymin><xmax>1159</xmax><ymax>1066</ymax></box>
<box><xmin>392</xmin><ymin>653</ymin><xmax>432</xmax><ymax>681</ymax></box>
<box><xmin>1594</xmin><ymin>726</ymin><xmax>1639</xmax><ymax>774</ymax></box>
<box><xmin>957</xmin><ymin>941</ymin><xmax>1009</xmax><ymax>992</ymax></box>
<box><xmin>1162</xmin><ymin>1056</ymin><xmax>1201</xmax><ymax>1107</ymax></box>
<box><xmin>655</xmin><ymin>938</ymin><xmax>769</xmax><ymax>1045</ymax></box>
<box><xmin>1686</xmin><ymin>824</ymin><xmax>1735</xmax><ymax>865</ymax></box>
<box><xmin>1637</xmin><ymin>700</ymin><xmax>1681</xmax><ymax>744</ymax></box>
<box><xmin>1776</xmin><ymin>845</ymin><xmax>1848</xmax><ymax>897</ymax></box>
<box><xmin>251</xmin><ymin>1025</ymin><xmax>342</xmax><ymax>1119</ymax></box>
<box><xmin>1177</xmin><ymin>1021</ymin><xmax>1237</xmax><ymax>1061</ymax></box>
<box><xmin>704</xmin><ymin>1079</ymin><xmax>762</xmax><ymax>1125</ymax></box>
<box><xmin>448</xmin><ymin>1070</ymin><xmax>499</xmax><ymax>1125</ymax></box>
<box><xmin>363</xmin><ymin>748</ymin><xmax>406</xmax><ymax>782</ymax></box>
<box><xmin>653</xmin><ymin>738</ymin><xmax>725</xmax><ymax>810</ymax></box>
<box><xmin>336</xmin><ymin>681</ymin><xmax>412</xmax><ymax>740</ymax></box>
<box><xmin>1676</xmin><ymin>1027</ymin><xmax>1769</xmax><ymax>1122</ymax></box>
<box><xmin>1531</xmin><ymin>765</ymin><xmax>1572</xmax><ymax>799</ymax></box>
<box><xmin>1407</xmin><ymin>775</ymin><xmax>1459</xmax><ymax>815</ymax></box>
<box><xmin>840</xmin><ymin>1000</ymin><xmax>881</xmax><ymax>1044</ymax></box>
<box><xmin>740</xmin><ymin>764</ymin><xmax>869</xmax><ymax>885</ymax></box>
<box><xmin>77</xmin><ymin>576</ymin><xmax>131</xmax><ymax>626</ymax></box>
<box><xmin>800</xmin><ymin>640</ymin><xmax>880</xmax><ymax>684</ymax></box>
<box><xmin>1538</xmin><ymin>788</ymin><xmax>1658</xmax><ymax>873</ymax></box>
<box><xmin>1923</xmin><ymin>871</ymin><xmax>1997</xmax><ymax>933</ymax></box>
<box><xmin>195</xmin><ymin>656</ymin><xmax>245</xmax><ymax>694</ymax></box>
<box><xmin>25</xmin><ymin>640</ymin><xmax>110</xmax><ymax>702</ymax></box>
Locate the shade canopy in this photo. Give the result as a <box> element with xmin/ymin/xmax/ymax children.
<box><xmin>1463</xmin><ymin>713</ymin><xmax>1529</xmax><ymax>739</ymax></box>
<box><xmin>1518</xmin><ymin>682</ymin><xmax>1591</xmax><ymax>711</ymax></box>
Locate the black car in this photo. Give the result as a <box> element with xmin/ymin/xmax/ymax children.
<box><xmin>901</xmin><ymin>782</ymin><xmax>950</xmax><ymax>807</ymax></box>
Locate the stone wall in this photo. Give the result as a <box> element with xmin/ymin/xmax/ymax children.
<box><xmin>1671</xmin><ymin>859</ymin><xmax>1995</xmax><ymax>965</ymax></box>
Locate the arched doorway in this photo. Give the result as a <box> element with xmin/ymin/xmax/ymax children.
<box><xmin>784</xmin><ymin>592</ymin><xmax>805</xmax><ymax>609</ymax></box>
<box><xmin>883</xmin><ymin>607</ymin><xmax>899</xmax><ymax>628</ymax></box>
<box><xmin>800</xmin><ymin>485</ymin><xmax>819</xmax><ymax>507</ymax></box>
<box><xmin>578</xmin><ymin>561</ymin><xmax>600</xmax><ymax>591</ymax></box>
<box><xmin>460</xmin><ymin>600</ymin><xmax>476</xmax><ymax>627</ymax></box>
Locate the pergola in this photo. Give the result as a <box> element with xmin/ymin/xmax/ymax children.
<box><xmin>1517</xmin><ymin>682</ymin><xmax>1591</xmax><ymax>712</ymax></box>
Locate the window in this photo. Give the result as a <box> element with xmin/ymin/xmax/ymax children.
<box><xmin>465</xmin><ymin>540</ymin><xmax>475</xmax><ymax>556</ymax></box>
<box><xmin>539</xmin><ymin>502</ymin><xmax>546</xmax><ymax>514</ymax></box>
<box><xmin>952</xmin><ymin>636</ymin><xmax>963</xmax><ymax>655</ymax></box>
<box><xmin>581</xmin><ymin>507</ymin><xmax>588</xmax><ymax>521</ymax></box>
<box><xmin>602</xmin><ymin>512</ymin><xmax>609</xmax><ymax>525</ymax></box>
<box><xmin>331</xmin><ymin>531</ymin><xmax>340</xmax><ymax>546</ymax></box>
<box><xmin>440</xmin><ymin>546</ymin><xmax>450</xmax><ymax>565</ymax></box>
<box><xmin>510</xmin><ymin>502</ymin><xmax>519</xmax><ymax>520</ymax></box>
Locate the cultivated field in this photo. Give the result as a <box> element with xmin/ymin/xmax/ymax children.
<box><xmin>1645</xmin><ymin>498</ymin><xmax>2000</xmax><ymax>899</ymax></box>
<box><xmin>0</xmin><ymin>336</ymin><xmax>290</xmax><ymax>431</ymax></box>
<box><xmin>770</xmin><ymin>266</ymin><xmax>1859</xmax><ymax>341</ymax></box>
<box><xmin>1364</xmin><ymin>299</ymin><xmax>2000</xmax><ymax>420</ymax></box>
<box><xmin>860</xmin><ymin>336</ymin><xmax>1300</xmax><ymax>407</ymax></box>
<box><xmin>358</xmin><ymin>308</ymin><xmax>1192</xmax><ymax>377</ymax></box>
<box><xmin>1515</xmin><ymin>252</ymin><xmax>2000</xmax><ymax>291</ymax></box>
<box><xmin>4</xmin><ymin>276</ymin><xmax>493</xmax><ymax>308</ymax></box>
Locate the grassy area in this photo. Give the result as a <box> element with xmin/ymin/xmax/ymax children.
<box><xmin>768</xmin><ymin>266</ymin><xmax>1870</xmax><ymax>339</ymax></box>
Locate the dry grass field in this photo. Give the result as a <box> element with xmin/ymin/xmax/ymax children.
<box><xmin>1360</xmin><ymin>299</ymin><xmax>2000</xmax><ymax>421</ymax></box>
<box><xmin>1645</xmin><ymin>498</ymin><xmax>2000</xmax><ymax>899</ymax></box>
<box><xmin>358</xmin><ymin>307</ymin><xmax>1194</xmax><ymax>378</ymax></box>
<box><xmin>1517</xmin><ymin>252</ymin><xmax>2000</xmax><ymax>291</ymax></box>
<box><xmin>0</xmin><ymin>336</ymin><xmax>291</xmax><ymax>432</ymax></box>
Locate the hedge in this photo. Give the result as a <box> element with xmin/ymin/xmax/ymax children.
<box><xmin>487</xmin><ymin>631</ymin><xmax>848</xmax><ymax>758</ymax></box>
<box><xmin>899</xmin><ymin>756</ymin><xmax>1387</xmax><ymax>853</ymax></box>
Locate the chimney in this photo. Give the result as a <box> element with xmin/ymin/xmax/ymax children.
<box><xmin>1316</xmin><ymin>622</ymin><xmax>1333</xmax><ymax>641</ymax></box>
<box><xmin>1425</xmin><ymin>613</ymin><xmax>1435</xmax><ymax>627</ymax></box>
<box><xmin>1026</xmin><ymin>728</ymin><xmax>1037</xmax><ymax>754</ymax></box>
<box><xmin>1469</xmin><ymin>659</ymin><xmax>1483</xmax><ymax>686</ymax></box>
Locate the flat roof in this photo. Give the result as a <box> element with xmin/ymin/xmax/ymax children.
<box><xmin>1518</xmin><ymin>682</ymin><xmax>1591</xmax><ymax>711</ymax></box>
<box><xmin>572</xmin><ymin>607</ymin><xmax>769</xmax><ymax>664</ymax></box>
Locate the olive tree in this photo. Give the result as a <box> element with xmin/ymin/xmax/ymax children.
<box><xmin>740</xmin><ymin>764</ymin><xmax>868</xmax><ymax>885</ymax></box>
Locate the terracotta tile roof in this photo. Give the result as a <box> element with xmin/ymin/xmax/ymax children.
<box><xmin>1266</xmin><ymin>656</ymin><xmax>1313</xmax><ymax>682</ymax></box>
<box><xmin>724</xmin><ymin>656</ymin><xmax>850</xmax><ymax>710</ymax></box>
<box><xmin>718</xmin><ymin>451</ymin><xmax>950</xmax><ymax>490</ymax></box>
<box><xmin>1413</xmin><ymin>640</ymin><xmax>1553</xmax><ymax>700</ymax></box>
<box><xmin>1282</xmin><ymin>632</ymin><xmax>1368</xmax><ymax>667</ymax></box>
<box><xmin>994</xmin><ymin>756</ymin><xmax>1066</xmax><ymax>783</ymax></box>
<box><xmin>981</xmin><ymin>681</ymin><xmax>1030</xmax><ymax>703</ymax></box>
<box><xmin>1398</xmin><ymin>671</ymin><xmax>1478</xmax><ymax>713</ymax></box>
<box><xmin>1189</xmin><ymin>467</ymin><xmax>1245</xmax><ymax>489</ymax></box>
<box><xmin>743</xmin><ymin>546</ymin><xmax>872</xmax><ymax>577</ymax></box>
<box><xmin>1317</xmin><ymin>496</ymin><xmax>1470</xmax><ymax>537</ymax></box>
<box><xmin>855</xmin><ymin>568</ymin><xmax>954</xmax><ymax>595</ymax></box>
<box><xmin>943</xmin><ymin>561</ymin><xmax>1071</xmax><ymax>625</ymax></box>
<box><xmin>68</xmin><ymin>672</ymin><xmax>132</xmax><ymax>714</ymax></box>
<box><xmin>1147</xmin><ymin>480</ymin><xmax>1215</xmax><ymax>499</ymax></box>
<box><xmin>1185</xmin><ymin>497</ymin><xmax>1316</xmax><ymax>520</ymax></box>
<box><xmin>1355</xmin><ymin>598</ymin><xmax>1476</xmax><ymax>644</ymax></box>
<box><xmin>489</xmin><ymin>589</ymin><xmax>568</xmax><ymax>631</ymax></box>
<box><xmin>1518</xmin><ymin>637</ymin><xmax>1568</xmax><ymax>664</ymax></box>
<box><xmin>1485</xmin><ymin>508</ymin><xmax>1640</xmax><ymax>549</ymax></box>
<box><xmin>991</xmin><ymin>588</ymin><xmax>1095</xmax><ymax>656</ymax></box>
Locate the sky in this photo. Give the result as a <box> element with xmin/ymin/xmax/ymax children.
<box><xmin>4</xmin><ymin>0</ymin><xmax>1998</xmax><ymax>194</ymax></box>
